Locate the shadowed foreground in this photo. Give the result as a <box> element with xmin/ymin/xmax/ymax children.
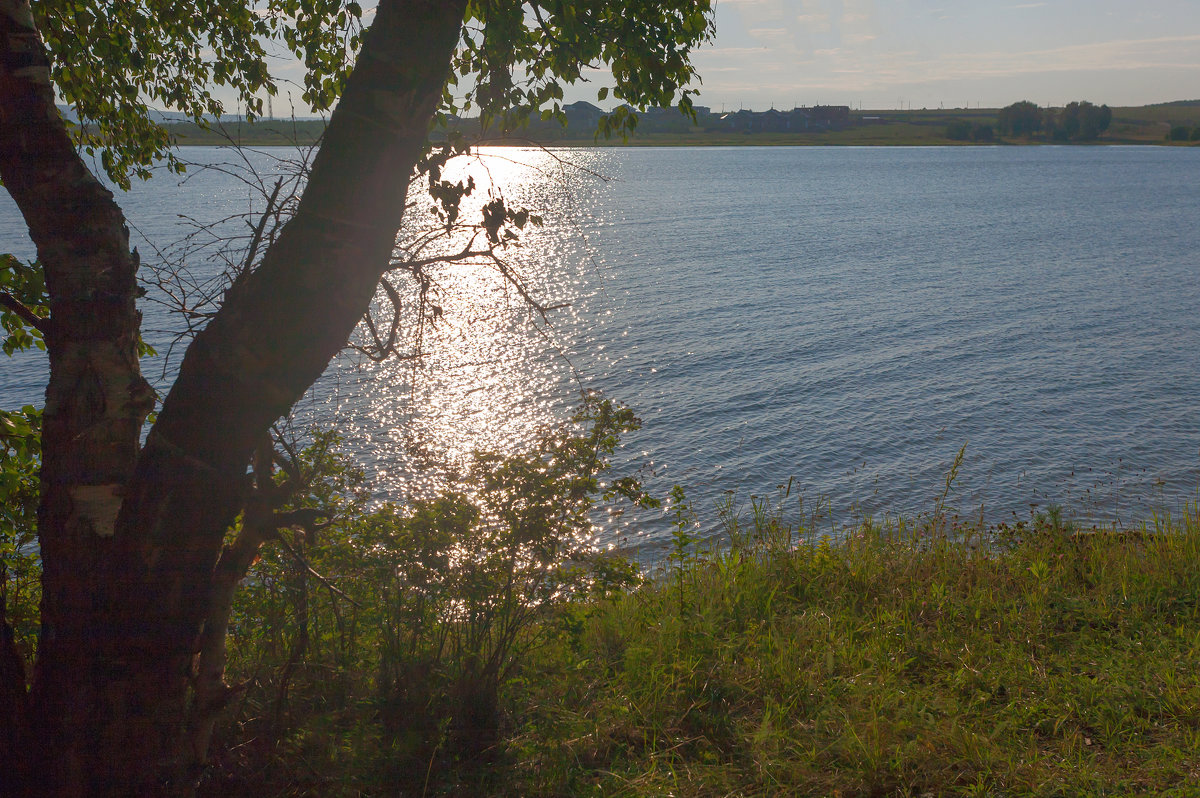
<box><xmin>130</xmin><ymin>447</ymin><xmax>1200</xmax><ymax>797</ymax></box>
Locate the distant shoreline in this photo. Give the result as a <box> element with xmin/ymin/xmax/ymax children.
<box><xmin>162</xmin><ymin>103</ymin><xmax>1200</xmax><ymax>149</ymax></box>
<box><xmin>166</xmin><ymin>134</ymin><xmax>1199</xmax><ymax>148</ymax></box>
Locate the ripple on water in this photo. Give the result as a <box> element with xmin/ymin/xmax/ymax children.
<box><xmin>2</xmin><ymin>145</ymin><xmax>1199</xmax><ymax>547</ymax></box>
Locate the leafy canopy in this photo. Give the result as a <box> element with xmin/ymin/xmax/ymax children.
<box><xmin>0</xmin><ymin>255</ymin><xmax>46</xmax><ymax>598</ymax></box>
<box><xmin>35</xmin><ymin>1</ymin><xmax>714</xmax><ymax>187</ymax></box>
<box><xmin>35</xmin><ymin>0</ymin><xmax>366</xmax><ymax>187</ymax></box>
<box><xmin>455</xmin><ymin>1</ymin><xmax>714</xmax><ymax>136</ymax></box>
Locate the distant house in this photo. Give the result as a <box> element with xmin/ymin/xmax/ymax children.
<box><xmin>761</xmin><ymin>109</ymin><xmax>789</xmax><ymax>132</ymax></box>
<box><xmin>718</xmin><ymin>109</ymin><xmax>758</xmax><ymax>132</ymax></box>
<box><xmin>714</xmin><ymin>105</ymin><xmax>852</xmax><ymax>133</ymax></box>
<box><xmin>563</xmin><ymin>101</ymin><xmax>603</xmax><ymax>129</ymax></box>
<box><xmin>809</xmin><ymin>105</ymin><xmax>851</xmax><ymax>130</ymax></box>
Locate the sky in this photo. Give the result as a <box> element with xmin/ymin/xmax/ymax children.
<box><xmin>682</xmin><ymin>0</ymin><xmax>1200</xmax><ymax>110</ymax></box>
<box><xmin>253</xmin><ymin>1</ymin><xmax>1200</xmax><ymax>115</ymax></box>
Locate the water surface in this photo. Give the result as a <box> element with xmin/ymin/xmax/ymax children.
<box><xmin>3</xmin><ymin>145</ymin><xmax>1198</xmax><ymax>546</ymax></box>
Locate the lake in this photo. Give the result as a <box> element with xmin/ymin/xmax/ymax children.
<box><xmin>3</xmin><ymin>145</ymin><xmax>1199</xmax><ymax>548</ymax></box>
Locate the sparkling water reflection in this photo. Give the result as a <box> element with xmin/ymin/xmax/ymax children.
<box><xmin>3</xmin><ymin>145</ymin><xmax>1199</xmax><ymax>550</ymax></box>
<box><xmin>295</xmin><ymin>147</ymin><xmax>622</xmax><ymax>505</ymax></box>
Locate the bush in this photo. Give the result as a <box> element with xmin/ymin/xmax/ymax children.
<box><xmin>944</xmin><ymin>120</ymin><xmax>971</xmax><ymax>141</ymax></box>
<box><xmin>971</xmin><ymin>123</ymin><xmax>994</xmax><ymax>142</ymax></box>
<box><xmin>997</xmin><ymin>100</ymin><xmax>1042</xmax><ymax>137</ymax></box>
<box><xmin>944</xmin><ymin>121</ymin><xmax>994</xmax><ymax>143</ymax></box>
<box><xmin>1169</xmin><ymin>125</ymin><xmax>1190</xmax><ymax>141</ymax></box>
<box><xmin>1</xmin><ymin>406</ymin><xmax>41</xmax><ymax>674</ymax></box>
<box><xmin>207</xmin><ymin>395</ymin><xmax>656</xmax><ymax>794</ymax></box>
<box><xmin>1051</xmin><ymin>101</ymin><xmax>1112</xmax><ymax>141</ymax></box>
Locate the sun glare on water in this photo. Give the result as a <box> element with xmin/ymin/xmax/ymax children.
<box><xmin>310</xmin><ymin>147</ymin><xmax>618</xmax><ymax>503</ymax></box>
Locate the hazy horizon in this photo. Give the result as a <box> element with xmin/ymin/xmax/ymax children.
<box><xmin>684</xmin><ymin>0</ymin><xmax>1200</xmax><ymax>112</ymax></box>
<box><xmin>127</xmin><ymin>2</ymin><xmax>1200</xmax><ymax>118</ymax></box>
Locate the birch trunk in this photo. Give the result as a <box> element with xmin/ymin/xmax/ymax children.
<box><xmin>1</xmin><ymin>0</ymin><xmax>154</xmax><ymax>790</ymax></box>
<box><xmin>0</xmin><ymin>0</ymin><xmax>467</xmax><ymax>793</ymax></box>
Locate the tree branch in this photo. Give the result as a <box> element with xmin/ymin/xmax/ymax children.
<box><xmin>187</xmin><ymin>434</ymin><xmax>287</xmax><ymax>766</ymax></box>
<box><xmin>0</xmin><ymin>291</ymin><xmax>46</xmax><ymax>333</ymax></box>
<box><xmin>271</xmin><ymin>532</ymin><xmax>361</xmax><ymax>609</ymax></box>
<box><xmin>231</xmin><ymin>177</ymin><xmax>285</xmax><ymax>290</ymax></box>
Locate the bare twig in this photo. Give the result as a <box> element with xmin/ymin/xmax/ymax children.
<box><xmin>231</xmin><ymin>177</ymin><xmax>285</xmax><ymax>289</ymax></box>
<box><xmin>271</xmin><ymin>533</ymin><xmax>362</xmax><ymax>609</ymax></box>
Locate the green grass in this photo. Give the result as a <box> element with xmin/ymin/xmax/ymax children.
<box><xmin>180</xmin><ymin>423</ymin><xmax>1200</xmax><ymax>796</ymax></box>
<box><xmin>199</xmin><ymin>482</ymin><xmax>1200</xmax><ymax>796</ymax></box>
<box><xmin>504</xmin><ymin>504</ymin><xmax>1200</xmax><ymax>797</ymax></box>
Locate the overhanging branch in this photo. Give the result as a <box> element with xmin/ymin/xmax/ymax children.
<box><xmin>0</xmin><ymin>291</ymin><xmax>46</xmax><ymax>333</ymax></box>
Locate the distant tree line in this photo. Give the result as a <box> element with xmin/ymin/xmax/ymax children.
<box><xmin>944</xmin><ymin>119</ymin><xmax>994</xmax><ymax>142</ymax></box>
<box><xmin>1168</xmin><ymin>125</ymin><xmax>1200</xmax><ymax>142</ymax></box>
<box><xmin>994</xmin><ymin>100</ymin><xmax>1112</xmax><ymax>142</ymax></box>
<box><xmin>1051</xmin><ymin>101</ymin><xmax>1113</xmax><ymax>141</ymax></box>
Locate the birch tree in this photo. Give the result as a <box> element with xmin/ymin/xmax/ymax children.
<box><xmin>0</xmin><ymin>1</ymin><xmax>713</xmax><ymax>794</ymax></box>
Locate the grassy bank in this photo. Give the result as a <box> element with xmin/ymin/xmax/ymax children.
<box><xmin>8</xmin><ymin>371</ymin><xmax>1197</xmax><ymax>797</ymax></box>
<box><xmin>509</xmin><ymin>508</ymin><xmax>1200</xmax><ymax>797</ymax></box>
<box><xmin>12</xmin><ymin>397</ymin><xmax>1186</xmax><ymax>795</ymax></box>
<box><xmin>202</xmin><ymin>454</ymin><xmax>1200</xmax><ymax>796</ymax></box>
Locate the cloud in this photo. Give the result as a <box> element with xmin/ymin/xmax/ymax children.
<box><xmin>691</xmin><ymin>3</ymin><xmax>1200</xmax><ymax>109</ymax></box>
<box><xmin>919</xmin><ymin>35</ymin><xmax>1200</xmax><ymax>80</ymax></box>
<box><xmin>747</xmin><ymin>33</ymin><xmax>1197</xmax><ymax>97</ymax></box>
<box><xmin>703</xmin><ymin>46</ymin><xmax>777</xmax><ymax>57</ymax></box>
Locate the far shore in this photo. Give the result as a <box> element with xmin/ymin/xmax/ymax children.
<box><xmin>161</xmin><ymin>103</ymin><xmax>1200</xmax><ymax>148</ymax></box>
<box><xmin>166</xmin><ymin>130</ymin><xmax>1200</xmax><ymax>149</ymax></box>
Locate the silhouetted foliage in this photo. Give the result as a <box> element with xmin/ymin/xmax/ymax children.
<box><xmin>945</xmin><ymin>121</ymin><xmax>994</xmax><ymax>143</ymax></box>
<box><xmin>997</xmin><ymin>100</ymin><xmax>1042</xmax><ymax>138</ymax></box>
<box><xmin>0</xmin><ymin>0</ymin><xmax>715</xmax><ymax>793</ymax></box>
<box><xmin>945</xmin><ymin>120</ymin><xmax>971</xmax><ymax>141</ymax></box>
<box><xmin>972</xmin><ymin>123</ymin><xmax>994</xmax><ymax>142</ymax></box>
<box><xmin>1050</xmin><ymin>101</ymin><xmax>1112</xmax><ymax>142</ymax></box>
<box><xmin>998</xmin><ymin>100</ymin><xmax>1112</xmax><ymax>143</ymax></box>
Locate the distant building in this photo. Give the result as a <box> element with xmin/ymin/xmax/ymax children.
<box><xmin>563</xmin><ymin>101</ymin><xmax>603</xmax><ymax>128</ymax></box>
<box><xmin>809</xmin><ymin>105</ymin><xmax>851</xmax><ymax>129</ymax></box>
<box><xmin>714</xmin><ymin>105</ymin><xmax>852</xmax><ymax>133</ymax></box>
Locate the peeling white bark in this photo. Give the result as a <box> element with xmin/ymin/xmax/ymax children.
<box><xmin>68</xmin><ymin>484</ymin><xmax>123</xmax><ymax>537</ymax></box>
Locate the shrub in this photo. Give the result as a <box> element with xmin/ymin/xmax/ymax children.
<box><xmin>944</xmin><ymin>120</ymin><xmax>971</xmax><ymax>141</ymax></box>
<box><xmin>997</xmin><ymin>100</ymin><xmax>1042</xmax><ymax>137</ymax></box>
<box><xmin>210</xmin><ymin>395</ymin><xmax>656</xmax><ymax>794</ymax></box>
